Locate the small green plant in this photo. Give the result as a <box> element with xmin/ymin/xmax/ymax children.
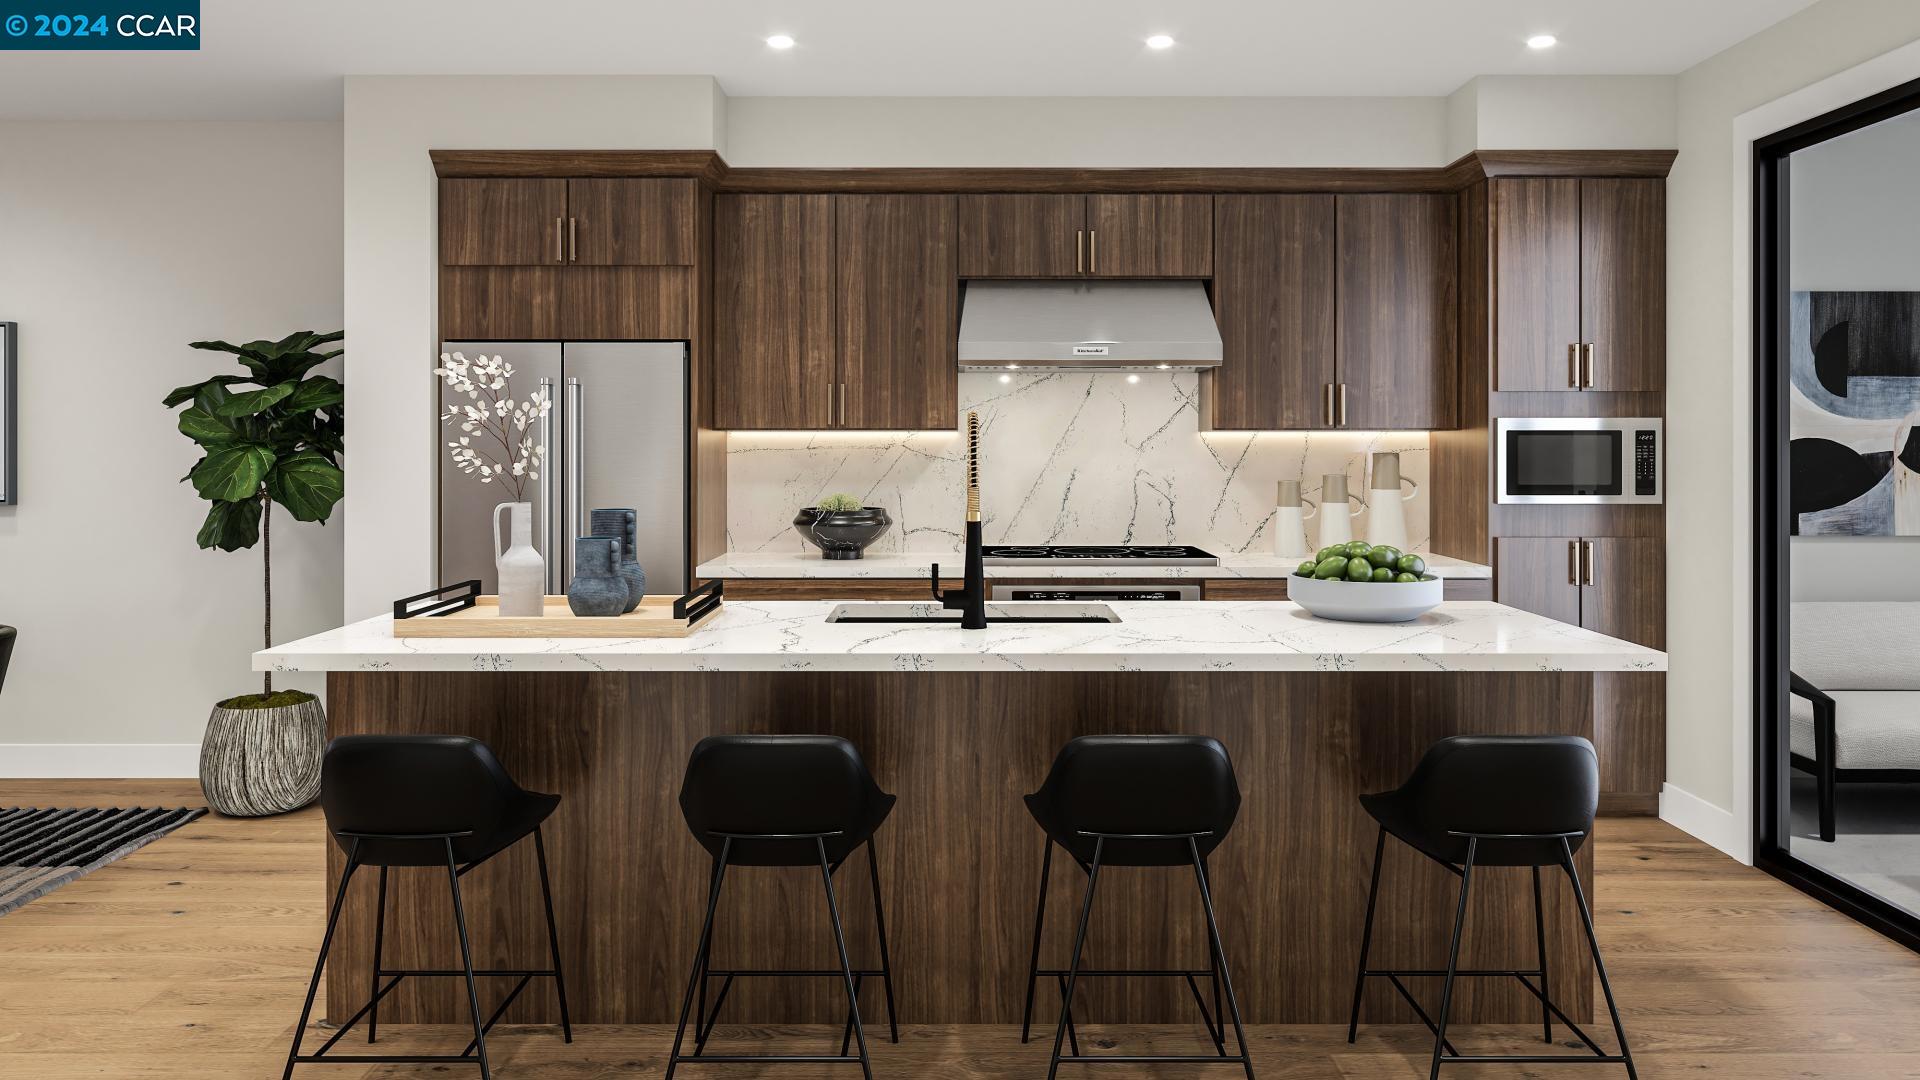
<box><xmin>816</xmin><ymin>493</ymin><xmax>864</xmax><ymax>512</ymax></box>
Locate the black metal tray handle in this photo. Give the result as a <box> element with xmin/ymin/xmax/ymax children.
<box><xmin>393</xmin><ymin>580</ymin><xmax>481</xmax><ymax>620</ymax></box>
<box><xmin>674</xmin><ymin>578</ymin><xmax>724</xmax><ymax>626</ymax></box>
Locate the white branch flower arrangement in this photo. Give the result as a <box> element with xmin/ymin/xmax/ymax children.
<box><xmin>433</xmin><ymin>352</ymin><xmax>551</xmax><ymax>503</ymax></box>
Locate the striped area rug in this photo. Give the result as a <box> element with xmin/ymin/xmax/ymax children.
<box><xmin>0</xmin><ymin>806</ymin><xmax>206</xmax><ymax>916</ymax></box>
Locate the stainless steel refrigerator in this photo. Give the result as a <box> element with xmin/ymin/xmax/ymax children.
<box><xmin>439</xmin><ymin>341</ymin><xmax>688</xmax><ymax>597</ymax></box>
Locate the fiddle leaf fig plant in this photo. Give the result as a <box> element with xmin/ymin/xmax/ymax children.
<box><xmin>163</xmin><ymin>330</ymin><xmax>344</xmax><ymax>694</ymax></box>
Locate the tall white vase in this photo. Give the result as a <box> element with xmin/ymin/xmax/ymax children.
<box><xmin>1273</xmin><ymin>480</ymin><xmax>1319</xmax><ymax>559</ymax></box>
<box><xmin>1316</xmin><ymin>473</ymin><xmax>1363</xmax><ymax>550</ymax></box>
<box><xmin>493</xmin><ymin>501</ymin><xmax>546</xmax><ymax>617</ymax></box>
<box><xmin>1364</xmin><ymin>451</ymin><xmax>1418</xmax><ymax>552</ymax></box>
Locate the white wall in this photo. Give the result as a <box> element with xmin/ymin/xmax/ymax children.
<box><xmin>1787</xmin><ymin>108</ymin><xmax>1920</xmax><ymax>602</ymax></box>
<box><xmin>0</xmin><ymin>120</ymin><xmax>343</xmax><ymax>775</ymax></box>
<box><xmin>342</xmin><ymin>76</ymin><xmax>726</xmax><ymax>620</ymax></box>
<box><xmin>1666</xmin><ymin>0</ymin><xmax>1920</xmax><ymax>853</ymax></box>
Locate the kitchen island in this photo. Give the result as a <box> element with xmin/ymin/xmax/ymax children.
<box><xmin>260</xmin><ymin>600</ymin><xmax>1663</xmax><ymax>1030</ymax></box>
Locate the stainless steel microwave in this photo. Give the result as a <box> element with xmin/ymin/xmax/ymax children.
<box><xmin>1495</xmin><ymin>417</ymin><xmax>1663</xmax><ymax>505</ymax></box>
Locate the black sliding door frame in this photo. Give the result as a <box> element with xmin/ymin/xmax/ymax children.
<box><xmin>1752</xmin><ymin>74</ymin><xmax>1920</xmax><ymax>954</ymax></box>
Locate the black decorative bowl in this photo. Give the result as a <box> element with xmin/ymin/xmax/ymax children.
<box><xmin>793</xmin><ymin>507</ymin><xmax>893</xmax><ymax>560</ymax></box>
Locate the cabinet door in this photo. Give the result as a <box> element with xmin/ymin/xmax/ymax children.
<box><xmin>1207</xmin><ymin>195</ymin><xmax>1336</xmax><ymax>430</ymax></box>
<box><xmin>1581</xmin><ymin>537</ymin><xmax>1665</xmax><ymax>649</ymax></box>
<box><xmin>1336</xmin><ymin>194</ymin><xmax>1457</xmax><ymax>429</ymax></box>
<box><xmin>440</xmin><ymin>179</ymin><xmax>568</xmax><ymax>266</ymax></box>
<box><xmin>440</xmin><ymin>268</ymin><xmax>561</xmax><ymax>338</ymax></box>
<box><xmin>836</xmin><ymin>195</ymin><xmax>959</xmax><ymax>430</ymax></box>
<box><xmin>1087</xmin><ymin>195</ymin><xmax>1213</xmax><ymax>277</ymax></box>
<box><xmin>560</xmin><ymin>268</ymin><xmax>692</xmax><ymax>339</ymax></box>
<box><xmin>956</xmin><ymin>195</ymin><xmax>1084</xmax><ymax>277</ymax></box>
<box><xmin>713</xmin><ymin>195</ymin><xmax>836</xmax><ymax>429</ymax></box>
<box><xmin>567</xmin><ymin>179</ymin><xmax>696</xmax><ymax>266</ymax></box>
<box><xmin>1493</xmin><ymin>537</ymin><xmax>1583</xmax><ymax>627</ymax></box>
<box><xmin>1579</xmin><ymin>179</ymin><xmax>1665</xmax><ymax>392</ymax></box>
<box><xmin>1491</xmin><ymin>179</ymin><xmax>1582</xmax><ymax>391</ymax></box>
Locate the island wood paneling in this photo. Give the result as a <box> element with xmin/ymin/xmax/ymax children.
<box><xmin>324</xmin><ymin>669</ymin><xmax>1610</xmax><ymax>1028</ymax></box>
<box><xmin>1203</xmin><ymin>195</ymin><xmax>1336</xmax><ymax>430</ymax></box>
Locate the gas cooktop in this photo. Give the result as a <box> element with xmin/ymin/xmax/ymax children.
<box><xmin>980</xmin><ymin>544</ymin><xmax>1220</xmax><ymax>566</ymax></box>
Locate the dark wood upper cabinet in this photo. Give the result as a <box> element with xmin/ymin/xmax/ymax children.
<box><xmin>1493</xmin><ymin>537</ymin><xmax>1583</xmax><ymax>627</ymax></box>
<box><xmin>1492</xmin><ymin>177</ymin><xmax>1664</xmax><ymax>392</ymax></box>
<box><xmin>956</xmin><ymin>194</ymin><xmax>1083</xmax><ymax>277</ymax></box>
<box><xmin>440</xmin><ymin>267</ymin><xmax>562</xmax><ymax>339</ymax></box>
<box><xmin>1336</xmin><ymin>194</ymin><xmax>1457</xmax><ymax>429</ymax></box>
<box><xmin>1087</xmin><ymin>195</ymin><xmax>1212</xmax><ymax>277</ymax></box>
<box><xmin>713</xmin><ymin>194</ymin><xmax>836</xmax><ymax>429</ymax></box>
<box><xmin>566</xmin><ymin>179</ymin><xmax>697</xmax><ymax>266</ymax></box>
<box><xmin>440</xmin><ymin>179</ymin><xmax>568</xmax><ymax>266</ymax></box>
<box><xmin>561</xmin><ymin>268</ymin><xmax>691</xmax><ymax>339</ymax></box>
<box><xmin>836</xmin><ymin>195</ymin><xmax>958</xmax><ymax>430</ymax></box>
<box><xmin>1205</xmin><ymin>194</ymin><xmax>1336</xmax><ymax>430</ymax></box>
<box><xmin>1579</xmin><ymin>179</ymin><xmax>1665</xmax><ymax>392</ymax></box>
<box><xmin>1492</xmin><ymin>178</ymin><xmax>1582</xmax><ymax>391</ymax></box>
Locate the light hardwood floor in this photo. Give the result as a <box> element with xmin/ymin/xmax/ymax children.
<box><xmin>2</xmin><ymin>779</ymin><xmax>1918</xmax><ymax>1078</ymax></box>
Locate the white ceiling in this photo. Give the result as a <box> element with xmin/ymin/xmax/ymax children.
<box><xmin>0</xmin><ymin>0</ymin><xmax>1819</xmax><ymax>121</ymax></box>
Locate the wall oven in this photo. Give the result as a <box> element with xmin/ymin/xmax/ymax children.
<box><xmin>1495</xmin><ymin>417</ymin><xmax>1663</xmax><ymax>505</ymax></box>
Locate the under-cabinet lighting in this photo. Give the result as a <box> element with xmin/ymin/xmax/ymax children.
<box><xmin>766</xmin><ymin>34</ymin><xmax>795</xmax><ymax>49</ymax></box>
<box><xmin>1126</xmin><ymin>374</ymin><xmax>1141</xmax><ymax>384</ymax></box>
<box><xmin>999</xmin><ymin>374</ymin><xmax>1012</xmax><ymax>384</ymax></box>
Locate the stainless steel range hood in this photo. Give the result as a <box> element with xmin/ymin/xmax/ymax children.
<box><xmin>957</xmin><ymin>281</ymin><xmax>1223</xmax><ymax>371</ymax></box>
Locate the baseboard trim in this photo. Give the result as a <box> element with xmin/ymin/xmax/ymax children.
<box><xmin>1660</xmin><ymin>781</ymin><xmax>1749</xmax><ymax>864</ymax></box>
<box><xmin>0</xmin><ymin>744</ymin><xmax>201</xmax><ymax>779</ymax></box>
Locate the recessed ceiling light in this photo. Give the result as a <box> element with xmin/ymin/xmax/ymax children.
<box><xmin>1146</xmin><ymin>34</ymin><xmax>1175</xmax><ymax>50</ymax></box>
<box><xmin>766</xmin><ymin>34</ymin><xmax>795</xmax><ymax>50</ymax></box>
<box><xmin>1526</xmin><ymin>34</ymin><xmax>1557</xmax><ymax>50</ymax></box>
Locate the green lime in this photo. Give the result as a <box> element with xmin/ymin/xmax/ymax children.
<box><xmin>1314</xmin><ymin>556</ymin><xmax>1348</xmax><ymax>579</ymax></box>
<box><xmin>1395</xmin><ymin>554</ymin><xmax>1426</xmax><ymax>576</ymax></box>
<box><xmin>1370</xmin><ymin>566</ymin><xmax>1394</xmax><ymax>582</ymax></box>
<box><xmin>1366</xmin><ymin>545</ymin><xmax>1401</xmax><ymax>569</ymax></box>
<box><xmin>1394</xmin><ymin>571</ymin><xmax>1419</xmax><ymax>583</ymax></box>
<box><xmin>1296</xmin><ymin>559</ymin><xmax>1318</xmax><ymax>577</ymax></box>
<box><xmin>1316</xmin><ymin>545</ymin><xmax>1341</xmax><ymax>563</ymax></box>
<box><xmin>1345</xmin><ymin>556</ymin><xmax>1374</xmax><ymax>582</ymax></box>
<box><xmin>1343</xmin><ymin>540</ymin><xmax>1372</xmax><ymax>558</ymax></box>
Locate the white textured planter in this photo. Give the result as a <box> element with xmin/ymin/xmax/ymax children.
<box><xmin>198</xmin><ymin>694</ymin><xmax>326</xmax><ymax>817</ymax></box>
<box><xmin>1288</xmin><ymin>573</ymin><xmax>1443</xmax><ymax>623</ymax></box>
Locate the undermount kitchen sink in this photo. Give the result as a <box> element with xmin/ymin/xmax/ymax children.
<box><xmin>825</xmin><ymin>602</ymin><xmax>1121</xmax><ymax>625</ymax></box>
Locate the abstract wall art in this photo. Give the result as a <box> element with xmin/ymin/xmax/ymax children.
<box><xmin>1790</xmin><ymin>291</ymin><xmax>1920</xmax><ymax>535</ymax></box>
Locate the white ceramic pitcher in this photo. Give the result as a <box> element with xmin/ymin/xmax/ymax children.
<box><xmin>1364</xmin><ymin>452</ymin><xmax>1419</xmax><ymax>553</ymax></box>
<box><xmin>1273</xmin><ymin>480</ymin><xmax>1319</xmax><ymax>559</ymax></box>
<box><xmin>1315</xmin><ymin>474</ymin><xmax>1366</xmax><ymax>550</ymax></box>
<box><xmin>493</xmin><ymin>501</ymin><xmax>546</xmax><ymax>617</ymax></box>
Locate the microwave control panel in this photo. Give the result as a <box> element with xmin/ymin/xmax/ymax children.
<box><xmin>1635</xmin><ymin>430</ymin><xmax>1658</xmax><ymax>496</ymax></box>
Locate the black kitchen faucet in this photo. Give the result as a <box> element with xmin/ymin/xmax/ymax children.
<box><xmin>932</xmin><ymin>410</ymin><xmax>988</xmax><ymax>629</ymax></box>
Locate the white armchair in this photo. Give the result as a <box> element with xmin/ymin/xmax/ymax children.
<box><xmin>1790</xmin><ymin>602</ymin><xmax>1920</xmax><ymax>843</ymax></box>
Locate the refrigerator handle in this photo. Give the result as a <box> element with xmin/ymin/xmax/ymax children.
<box><xmin>567</xmin><ymin>376</ymin><xmax>585</xmax><ymax>561</ymax></box>
<box><xmin>537</xmin><ymin>376</ymin><xmax>557</xmax><ymax>593</ymax></box>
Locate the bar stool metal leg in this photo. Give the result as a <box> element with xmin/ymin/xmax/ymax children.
<box><xmin>1189</xmin><ymin>838</ymin><xmax>1255</xmax><ymax>1080</ymax></box>
<box><xmin>666</xmin><ymin>844</ymin><xmax>731</xmax><ymax>1080</ymax></box>
<box><xmin>815</xmin><ymin>838</ymin><xmax>874</xmax><ymax>1080</ymax></box>
<box><xmin>444</xmin><ymin>839</ymin><xmax>492</xmax><ymax>1080</ymax></box>
<box><xmin>282</xmin><ymin>845</ymin><xmax>360</xmax><ymax>1080</ymax></box>
<box><xmin>1561</xmin><ymin>839</ymin><xmax>1638</xmax><ymax>1080</ymax></box>
<box><xmin>533</xmin><ymin>827</ymin><xmax>574</xmax><ymax>1043</ymax></box>
<box><xmin>368</xmin><ymin>865</ymin><xmax>387</xmax><ymax>1044</ymax></box>
<box><xmin>1046</xmin><ymin>837</ymin><xmax>1103</xmax><ymax>1080</ymax></box>
<box><xmin>1020</xmin><ymin>842</ymin><xmax>1053</xmax><ymax>1044</ymax></box>
<box><xmin>1532</xmin><ymin>864</ymin><xmax>1552</xmax><ymax>1045</ymax></box>
<box><xmin>1427</xmin><ymin>837</ymin><xmax>1478</xmax><ymax>1080</ymax></box>
<box><xmin>866</xmin><ymin>841</ymin><xmax>899</xmax><ymax>1044</ymax></box>
<box><xmin>1346</xmin><ymin>826</ymin><xmax>1386</xmax><ymax>1043</ymax></box>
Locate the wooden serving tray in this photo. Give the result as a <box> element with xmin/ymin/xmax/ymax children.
<box><xmin>393</xmin><ymin>595</ymin><xmax>716</xmax><ymax>638</ymax></box>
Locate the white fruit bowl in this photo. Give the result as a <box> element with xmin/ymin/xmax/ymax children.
<box><xmin>1287</xmin><ymin>573</ymin><xmax>1443</xmax><ymax>623</ymax></box>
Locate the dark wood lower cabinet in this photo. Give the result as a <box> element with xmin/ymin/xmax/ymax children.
<box><xmin>325</xmin><ymin>669</ymin><xmax>1608</xmax><ymax>1026</ymax></box>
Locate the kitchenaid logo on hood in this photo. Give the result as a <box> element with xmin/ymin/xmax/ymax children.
<box><xmin>1072</xmin><ymin>344</ymin><xmax>1111</xmax><ymax>356</ymax></box>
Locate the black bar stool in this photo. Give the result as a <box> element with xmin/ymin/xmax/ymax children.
<box><xmin>1345</xmin><ymin>735</ymin><xmax>1636</xmax><ymax>1079</ymax></box>
<box><xmin>1020</xmin><ymin>735</ymin><xmax>1254</xmax><ymax>1079</ymax></box>
<box><xmin>282</xmin><ymin>735</ymin><xmax>572</xmax><ymax>1079</ymax></box>
<box><xmin>666</xmin><ymin>735</ymin><xmax>899</xmax><ymax>1080</ymax></box>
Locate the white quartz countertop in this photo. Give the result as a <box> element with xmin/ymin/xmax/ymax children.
<box><xmin>694</xmin><ymin>550</ymin><xmax>1492</xmax><ymax>581</ymax></box>
<box><xmin>257</xmin><ymin>600</ymin><xmax>1661</xmax><ymax>674</ymax></box>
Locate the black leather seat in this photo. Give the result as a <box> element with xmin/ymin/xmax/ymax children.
<box><xmin>666</xmin><ymin>735</ymin><xmax>899</xmax><ymax>1080</ymax></box>
<box><xmin>1021</xmin><ymin>736</ymin><xmax>1254</xmax><ymax>1079</ymax></box>
<box><xmin>284</xmin><ymin>736</ymin><xmax>571</xmax><ymax>1080</ymax></box>
<box><xmin>1347</xmin><ymin>735</ymin><xmax>1636</xmax><ymax>1079</ymax></box>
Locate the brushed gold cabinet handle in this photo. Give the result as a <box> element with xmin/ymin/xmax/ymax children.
<box><xmin>1583</xmin><ymin>342</ymin><xmax>1595</xmax><ymax>388</ymax></box>
<box><xmin>1568</xmin><ymin>540</ymin><xmax>1578</xmax><ymax>585</ymax></box>
<box><xmin>555</xmin><ymin>217</ymin><xmax>564</xmax><ymax>263</ymax></box>
<box><xmin>839</xmin><ymin>382</ymin><xmax>847</xmax><ymax>426</ymax></box>
<box><xmin>828</xmin><ymin>382</ymin><xmax>836</xmax><ymax>427</ymax></box>
<box><xmin>1322</xmin><ymin>384</ymin><xmax>1333</xmax><ymax>427</ymax></box>
<box><xmin>1089</xmin><ymin>229</ymin><xmax>1097</xmax><ymax>274</ymax></box>
<box><xmin>1076</xmin><ymin>229</ymin><xmax>1084</xmax><ymax>274</ymax></box>
<box><xmin>1568</xmin><ymin>343</ymin><xmax>1579</xmax><ymax>388</ymax></box>
<box><xmin>1582</xmin><ymin>540</ymin><xmax>1594</xmax><ymax>586</ymax></box>
<box><xmin>568</xmin><ymin>217</ymin><xmax>577</xmax><ymax>262</ymax></box>
<box><xmin>1338</xmin><ymin>383</ymin><xmax>1348</xmax><ymax>427</ymax></box>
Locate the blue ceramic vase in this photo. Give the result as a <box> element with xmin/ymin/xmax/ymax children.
<box><xmin>567</xmin><ymin>536</ymin><xmax>629</xmax><ymax>617</ymax></box>
<box><xmin>589</xmin><ymin>507</ymin><xmax>647</xmax><ymax>612</ymax></box>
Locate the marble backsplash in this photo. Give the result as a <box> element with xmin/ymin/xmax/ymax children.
<box><xmin>725</xmin><ymin>372</ymin><xmax>1429</xmax><ymax>555</ymax></box>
